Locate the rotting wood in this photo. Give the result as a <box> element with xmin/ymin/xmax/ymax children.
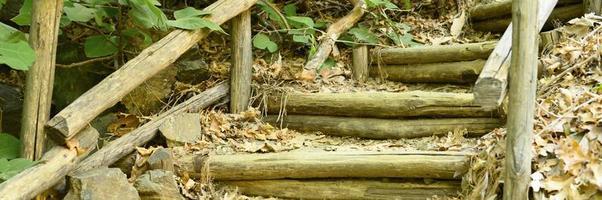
<box><xmin>221</xmin><ymin>179</ymin><xmax>461</xmax><ymax>200</ymax></box>
<box><xmin>474</xmin><ymin>0</ymin><xmax>559</xmax><ymax>108</ymax></box>
<box><xmin>230</xmin><ymin>10</ymin><xmax>252</xmax><ymax>113</ymax></box>
<box><xmin>71</xmin><ymin>82</ymin><xmax>229</xmax><ymax>175</ymax></box>
<box><xmin>175</xmin><ymin>151</ymin><xmax>472</xmax><ymax>180</ymax></box>
<box><xmin>45</xmin><ymin>0</ymin><xmax>257</xmax><ymax>144</ymax></box>
<box><xmin>472</xmin><ymin>4</ymin><xmax>583</xmax><ymax>33</ymax></box>
<box><xmin>0</xmin><ymin>126</ymin><xmax>98</xmax><ymax>200</ymax></box>
<box><xmin>469</xmin><ymin>0</ymin><xmax>581</xmax><ymax>21</ymax></box>
<box><xmin>352</xmin><ymin>45</ymin><xmax>369</xmax><ymax>82</ymax></box>
<box><xmin>370</xmin><ymin>60</ymin><xmax>485</xmax><ymax>83</ymax></box>
<box><xmin>264</xmin><ymin>115</ymin><xmax>501</xmax><ymax>139</ymax></box>
<box><xmin>373</xmin><ymin>42</ymin><xmax>496</xmax><ymax>65</ymax></box>
<box><xmin>300</xmin><ymin>0</ymin><xmax>365</xmax><ymax>80</ymax></box>
<box><xmin>584</xmin><ymin>0</ymin><xmax>602</xmax><ymax>14</ymax></box>
<box><xmin>20</xmin><ymin>0</ymin><xmax>63</xmax><ymax>160</ymax></box>
<box><xmin>504</xmin><ymin>0</ymin><xmax>538</xmax><ymax>198</ymax></box>
<box><xmin>265</xmin><ymin>92</ymin><xmax>497</xmax><ymax>118</ymax></box>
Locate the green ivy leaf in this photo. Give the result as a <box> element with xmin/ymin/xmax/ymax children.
<box><xmin>0</xmin><ymin>41</ymin><xmax>35</xmax><ymax>70</ymax></box>
<box><xmin>286</xmin><ymin>16</ymin><xmax>314</xmax><ymax>28</ymax></box>
<box><xmin>283</xmin><ymin>4</ymin><xmax>297</xmax><ymax>16</ymax></box>
<box><xmin>0</xmin><ymin>134</ymin><xmax>21</xmax><ymax>159</ymax></box>
<box><xmin>0</xmin><ymin>158</ymin><xmax>35</xmax><ymax>181</ymax></box>
<box><xmin>64</xmin><ymin>3</ymin><xmax>97</xmax><ymax>22</ymax></box>
<box><xmin>84</xmin><ymin>35</ymin><xmax>118</xmax><ymax>58</ymax></box>
<box><xmin>173</xmin><ymin>7</ymin><xmax>210</xmax><ymax>19</ymax></box>
<box><xmin>348</xmin><ymin>27</ymin><xmax>379</xmax><ymax>44</ymax></box>
<box><xmin>292</xmin><ymin>34</ymin><xmax>311</xmax><ymax>44</ymax></box>
<box><xmin>252</xmin><ymin>33</ymin><xmax>278</xmax><ymax>53</ymax></box>
<box><xmin>0</xmin><ymin>22</ymin><xmax>26</xmax><ymax>42</ymax></box>
<box><xmin>166</xmin><ymin>18</ymin><xmax>225</xmax><ymax>33</ymax></box>
<box><xmin>11</xmin><ymin>0</ymin><xmax>32</xmax><ymax>26</ymax></box>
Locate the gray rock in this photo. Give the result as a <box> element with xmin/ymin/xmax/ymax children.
<box><xmin>159</xmin><ymin>113</ymin><xmax>202</xmax><ymax>147</ymax></box>
<box><xmin>134</xmin><ymin>170</ymin><xmax>183</xmax><ymax>200</ymax></box>
<box><xmin>147</xmin><ymin>148</ymin><xmax>174</xmax><ymax>172</ymax></box>
<box><xmin>175</xmin><ymin>59</ymin><xmax>210</xmax><ymax>84</ymax></box>
<box><xmin>64</xmin><ymin>168</ymin><xmax>140</xmax><ymax>200</ymax></box>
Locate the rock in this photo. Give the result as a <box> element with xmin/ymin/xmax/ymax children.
<box><xmin>175</xmin><ymin>59</ymin><xmax>210</xmax><ymax>84</ymax></box>
<box><xmin>110</xmin><ymin>153</ymin><xmax>137</xmax><ymax>177</ymax></box>
<box><xmin>159</xmin><ymin>113</ymin><xmax>202</xmax><ymax>147</ymax></box>
<box><xmin>64</xmin><ymin>168</ymin><xmax>140</xmax><ymax>200</ymax></box>
<box><xmin>147</xmin><ymin>148</ymin><xmax>174</xmax><ymax>171</ymax></box>
<box><xmin>134</xmin><ymin>170</ymin><xmax>184</xmax><ymax>200</ymax></box>
<box><xmin>0</xmin><ymin>83</ymin><xmax>22</xmax><ymax>136</ymax></box>
<box><xmin>122</xmin><ymin>67</ymin><xmax>177</xmax><ymax>115</ymax></box>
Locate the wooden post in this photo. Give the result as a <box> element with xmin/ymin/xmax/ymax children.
<box><xmin>229</xmin><ymin>10</ymin><xmax>252</xmax><ymax>113</ymax></box>
<box><xmin>352</xmin><ymin>45</ymin><xmax>369</xmax><ymax>82</ymax></box>
<box><xmin>585</xmin><ymin>0</ymin><xmax>602</xmax><ymax>14</ymax></box>
<box><xmin>504</xmin><ymin>0</ymin><xmax>538</xmax><ymax>198</ymax></box>
<box><xmin>20</xmin><ymin>0</ymin><xmax>63</xmax><ymax>160</ymax></box>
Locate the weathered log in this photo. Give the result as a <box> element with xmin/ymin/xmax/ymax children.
<box><xmin>0</xmin><ymin>126</ymin><xmax>99</xmax><ymax>200</ymax></box>
<box><xmin>71</xmin><ymin>82</ymin><xmax>229</xmax><ymax>175</ymax></box>
<box><xmin>469</xmin><ymin>0</ymin><xmax>581</xmax><ymax>21</ymax></box>
<box><xmin>230</xmin><ymin>10</ymin><xmax>252</xmax><ymax>113</ymax></box>
<box><xmin>46</xmin><ymin>0</ymin><xmax>257</xmax><ymax>143</ymax></box>
<box><xmin>264</xmin><ymin>115</ymin><xmax>501</xmax><ymax>139</ymax></box>
<box><xmin>352</xmin><ymin>45</ymin><xmax>369</xmax><ymax>82</ymax></box>
<box><xmin>472</xmin><ymin>4</ymin><xmax>584</xmax><ymax>33</ymax></box>
<box><xmin>474</xmin><ymin>0</ymin><xmax>559</xmax><ymax>108</ymax></box>
<box><xmin>20</xmin><ymin>0</ymin><xmax>63</xmax><ymax>160</ymax></box>
<box><xmin>584</xmin><ymin>0</ymin><xmax>602</xmax><ymax>14</ymax></box>
<box><xmin>265</xmin><ymin>92</ymin><xmax>497</xmax><ymax>118</ymax></box>
<box><xmin>175</xmin><ymin>151</ymin><xmax>471</xmax><ymax>180</ymax></box>
<box><xmin>221</xmin><ymin>179</ymin><xmax>461</xmax><ymax>200</ymax></box>
<box><xmin>373</xmin><ymin>42</ymin><xmax>496</xmax><ymax>65</ymax></box>
<box><xmin>504</xmin><ymin>0</ymin><xmax>539</xmax><ymax>198</ymax></box>
<box><xmin>301</xmin><ymin>0</ymin><xmax>365</xmax><ymax>80</ymax></box>
<box><xmin>370</xmin><ymin>60</ymin><xmax>485</xmax><ymax>83</ymax></box>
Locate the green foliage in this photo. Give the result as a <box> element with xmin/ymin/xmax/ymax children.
<box><xmin>0</xmin><ymin>41</ymin><xmax>35</xmax><ymax>70</ymax></box>
<box><xmin>11</xmin><ymin>0</ymin><xmax>32</xmax><ymax>26</ymax></box>
<box><xmin>256</xmin><ymin>1</ymin><xmax>286</xmax><ymax>29</ymax></box>
<box><xmin>0</xmin><ymin>134</ymin><xmax>21</xmax><ymax>159</ymax></box>
<box><xmin>253</xmin><ymin>33</ymin><xmax>278</xmax><ymax>53</ymax></box>
<box><xmin>365</xmin><ymin>0</ymin><xmax>398</xmax><ymax>9</ymax></box>
<box><xmin>0</xmin><ymin>0</ymin><xmax>5</xmax><ymax>9</ymax></box>
<box><xmin>84</xmin><ymin>35</ymin><xmax>119</xmax><ymax>58</ymax></box>
<box><xmin>348</xmin><ymin>26</ymin><xmax>379</xmax><ymax>44</ymax></box>
<box><xmin>0</xmin><ymin>134</ymin><xmax>34</xmax><ymax>182</ymax></box>
<box><xmin>286</xmin><ymin>16</ymin><xmax>314</xmax><ymax>28</ymax></box>
<box><xmin>63</xmin><ymin>3</ymin><xmax>97</xmax><ymax>22</ymax></box>
<box><xmin>166</xmin><ymin>7</ymin><xmax>225</xmax><ymax>33</ymax></box>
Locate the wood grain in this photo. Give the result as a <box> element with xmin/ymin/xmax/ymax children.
<box><xmin>230</xmin><ymin>10</ymin><xmax>253</xmax><ymax>113</ymax></box>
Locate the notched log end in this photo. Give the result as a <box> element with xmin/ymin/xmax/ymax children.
<box><xmin>473</xmin><ymin>78</ymin><xmax>505</xmax><ymax>109</ymax></box>
<box><xmin>46</xmin><ymin>116</ymin><xmax>70</xmax><ymax>141</ymax></box>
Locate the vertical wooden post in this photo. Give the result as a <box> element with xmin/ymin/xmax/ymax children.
<box><xmin>352</xmin><ymin>45</ymin><xmax>369</xmax><ymax>82</ymax></box>
<box><xmin>230</xmin><ymin>10</ymin><xmax>253</xmax><ymax>113</ymax></box>
<box><xmin>504</xmin><ymin>0</ymin><xmax>538</xmax><ymax>199</ymax></box>
<box><xmin>20</xmin><ymin>0</ymin><xmax>63</xmax><ymax>160</ymax></box>
<box><xmin>585</xmin><ymin>0</ymin><xmax>602</xmax><ymax>14</ymax></box>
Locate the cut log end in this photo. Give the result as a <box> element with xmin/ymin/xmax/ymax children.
<box><xmin>474</xmin><ymin>77</ymin><xmax>506</xmax><ymax>109</ymax></box>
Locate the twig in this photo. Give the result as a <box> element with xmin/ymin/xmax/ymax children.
<box><xmin>538</xmin><ymin>55</ymin><xmax>597</xmax><ymax>96</ymax></box>
<box><xmin>55</xmin><ymin>55</ymin><xmax>115</xmax><ymax>68</ymax></box>
<box><xmin>261</xmin><ymin>0</ymin><xmax>291</xmax><ymax>30</ymax></box>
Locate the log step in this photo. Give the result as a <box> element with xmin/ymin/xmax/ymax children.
<box><xmin>265</xmin><ymin>91</ymin><xmax>498</xmax><ymax>118</ymax></box>
<box><xmin>370</xmin><ymin>60</ymin><xmax>485</xmax><ymax>83</ymax></box>
<box><xmin>472</xmin><ymin>4</ymin><xmax>584</xmax><ymax>33</ymax></box>
<box><xmin>176</xmin><ymin>151</ymin><xmax>472</xmax><ymax>180</ymax></box>
<box><xmin>469</xmin><ymin>0</ymin><xmax>581</xmax><ymax>21</ymax></box>
<box><xmin>265</xmin><ymin>115</ymin><xmax>501</xmax><ymax>139</ymax></box>
<box><xmin>220</xmin><ymin>179</ymin><xmax>461</xmax><ymax>200</ymax></box>
<box><xmin>372</xmin><ymin>42</ymin><xmax>496</xmax><ymax>65</ymax></box>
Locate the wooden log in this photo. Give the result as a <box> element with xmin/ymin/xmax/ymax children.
<box><xmin>472</xmin><ymin>4</ymin><xmax>584</xmax><ymax>33</ymax></box>
<box><xmin>504</xmin><ymin>0</ymin><xmax>538</xmax><ymax>198</ymax></box>
<box><xmin>265</xmin><ymin>92</ymin><xmax>497</xmax><ymax>118</ymax></box>
<box><xmin>370</xmin><ymin>60</ymin><xmax>485</xmax><ymax>83</ymax></box>
<box><xmin>0</xmin><ymin>126</ymin><xmax>98</xmax><ymax>200</ymax></box>
<box><xmin>474</xmin><ymin>0</ymin><xmax>559</xmax><ymax>108</ymax></box>
<box><xmin>373</xmin><ymin>42</ymin><xmax>496</xmax><ymax>65</ymax></box>
<box><xmin>229</xmin><ymin>10</ymin><xmax>252</xmax><ymax>113</ymax></box>
<box><xmin>20</xmin><ymin>0</ymin><xmax>63</xmax><ymax>160</ymax></box>
<box><xmin>352</xmin><ymin>45</ymin><xmax>369</xmax><ymax>82</ymax></box>
<box><xmin>71</xmin><ymin>82</ymin><xmax>228</xmax><ymax>175</ymax></box>
<box><xmin>301</xmin><ymin>0</ymin><xmax>365</xmax><ymax>80</ymax></box>
<box><xmin>175</xmin><ymin>151</ymin><xmax>472</xmax><ymax>180</ymax></box>
<box><xmin>584</xmin><ymin>0</ymin><xmax>602</xmax><ymax>14</ymax></box>
<box><xmin>264</xmin><ymin>115</ymin><xmax>500</xmax><ymax>139</ymax></box>
<box><xmin>45</xmin><ymin>0</ymin><xmax>257</xmax><ymax>144</ymax></box>
<box><xmin>220</xmin><ymin>179</ymin><xmax>461</xmax><ymax>200</ymax></box>
<box><xmin>469</xmin><ymin>0</ymin><xmax>581</xmax><ymax>21</ymax></box>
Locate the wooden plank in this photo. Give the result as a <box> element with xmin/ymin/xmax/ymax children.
<box><xmin>472</xmin><ymin>4</ymin><xmax>584</xmax><ymax>33</ymax></box>
<box><xmin>473</xmin><ymin>0</ymin><xmax>559</xmax><ymax>108</ymax></box>
<box><xmin>373</xmin><ymin>42</ymin><xmax>496</xmax><ymax>65</ymax></box>
<box><xmin>45</xmin><ymin>0</ymin><xmax>258</xmax><ymax>143</ymax></box>
<box><xmin>265</xmin><ymin>92</ymin><xmax>497</xmax><ymax>118</ymax></box>
<box><xmin>20</xmin><ymin>0</ymin><xmax>63</xmax><ymax>160</ymax></box>
<box><xmin>175</xmin><ymin>151</ymin><xmax>472</xmax><ymax>180</ymax></box>
<box><xmin>352</xmin><ymin>45</ymin><xmax>369</xmax><ymax>82</ymax></box>
<box><xmin>504</xmin><ymin>0</ymin><xmax>538</xmax><ymax>198</ymax></box>
<box><xmin>370</xmin><ymin>60</ymin><xmax>485</xmax><ymax>83</ymax></box>
<box><xmin>469</xmin><ymin>0</ymin><xmax>581</xmax><ymax>21</ymax></box>
<box><xmin>71</xmin><ymin>82</ymin><xmax>228</xmax><ymax>175</ymax></box>
<box><xmin>221</xmin><ymin>179</ymin><xmax>461</xmax><ymax>200</ymax></box>
<box><xmin>230</xmin><ymin>10</ymin><xmax>252</xmax><ymax>113</ymax></box>
<box><xmin>0</xmin><ymin>126</ymin><xmax>98</xmax><ymax>200</ymax></box>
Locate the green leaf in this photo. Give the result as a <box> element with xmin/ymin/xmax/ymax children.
<box><xmin>166</xmin><ymin>18</ymin><xmax>225</xmax><ymax>33</ymax></box>
<box><xmin>0</xmin><ymin>158</ymin><xmax>35</xmax><ymax>181</ymax></box>
<box><xmin>283</xmin><ymin>4</ymin><xmax>297</xmax><ymax>16</ymax></box>
<box><xmin>286</xmin><ymin>16</ymin><xmax>314</xmax><ymax>28</ymax></box>
<box><xmin>122</xmin><ymin>28</ymin><xmax>152</xmax><ymax>46</ymax></box>
<box><xmin>348</xmin><ymin>27</ymin><xmax>379</xmax><ymax>44</ymax></box>
<box><xmin>365</xmin><ymin>0</ymin><xmax>398</xmax><ymax>9</ymax></box>
<box><xmin>292</xmin><ymin>34</ymin><xmax>311</xmax><ymax>44</ymax></box>
<box><xmin>0</xmin><ymin>0</ymin><xmax>6</xmax><ymax>9</ymax></box>
<box><xmin>0</xmin><ymin>41</ymin><xmax>35</xmax><ymax>70</ymax></box>
<box><xmin>0</xmin><ymin>22</ymin><xmax>26</xmax><ymax>42</ymax></box>
<box><xmin>84</xmin><ymin>35</ymin><xmax>118</xmax><ymax>58</ymax></box>
<box><xmin>11</xmin><ymin>0</ymin><xmax>32</xmax><ymax>26</ymax></box>
<box><xmin>256</xmin><ymin>1</ymin><xmax>286</xmax><ymax>29</ymax></box>
<box><xmin>126</xmin><ymin>0</ymin><xmax>168</xmax><ymax>30</ymax></box>
<box><xmin>0</xmin><ymin>134</ymin><xmax>21</xmax><ymax>159</ymax></box>
<box><xmin>174</xmin><ymin>7</ymin><xmax>210</xmax><ymax>19</ymax></box>
<box><xmin>320</xmin><ymin>58</ymin><xmax>336</xmax><ymax>69</ymax></box>
<box><xmin>252</xmin><ymin>33</ymin><xmax>278</xmax><ymax>53</ymax></box>
<box><xmin>64</xmin><ymin>3</ymin><xmax>97</xmax><ymax>22</ymax></box>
